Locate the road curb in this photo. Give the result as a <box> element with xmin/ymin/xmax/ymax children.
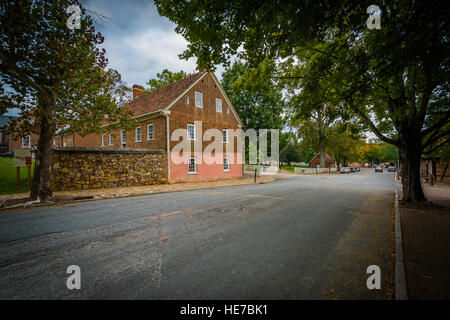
<box><xmin>394</xmin><ymin>190</ymin><xmax>408</xmax><ymax>300</ymax></box>
<box><xmin>0</xmin><ymin>177</ymin><xmax>277</xmax><ymax>211</ymax></box>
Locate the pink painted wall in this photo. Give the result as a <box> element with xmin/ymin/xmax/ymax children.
<box><xmin>170</xmin><ymin>152</ymin><xmax>243</xmax><ymax>182</ymax></box>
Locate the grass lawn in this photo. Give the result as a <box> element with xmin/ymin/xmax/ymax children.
<box><xmin>0</xmin><ymin>158</ymin><xmax>34</xmax><ymax>195</ymax></box>
<box><xmin>280</xmin><ymin>165</ymin><xmax>309</xmax><ymax>173</ymax></box>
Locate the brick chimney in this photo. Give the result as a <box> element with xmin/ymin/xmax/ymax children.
<box><xmin>132</xmin><ymin>84</ymin><xmax>144</xmax><ymax>99</ymax></box>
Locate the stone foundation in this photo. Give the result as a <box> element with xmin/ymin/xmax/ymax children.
<box><xmin>52</xmin><ymin>147</ymin><xmax>167</xmax><ymax>191</ymax></box>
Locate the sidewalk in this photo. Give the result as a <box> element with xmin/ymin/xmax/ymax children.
<box><xmin>0</xmin><ymin>174</ymin><xmax>275</xmax><ymax>209</ymax></box>
<box><xmin>400</xmin><ymin>183</ymin><xmax>450</xmax><ymax>299</ymax></box>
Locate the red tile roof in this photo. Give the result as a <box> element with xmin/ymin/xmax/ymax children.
<box><xmin>310</xmin><ymin>153</ymin><xmax>335</xmax><ymax>163</ymax></box>
<box><xmin>125</xmin><ymin>72</ymin><xmax>206</xmax><ymax>117</ymax></box>
<box><xmin>325</xmin><ymin>153</ymin><xmax>335</xmax><ymax>162</ymax></box>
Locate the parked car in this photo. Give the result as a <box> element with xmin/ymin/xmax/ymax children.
<box><xmin>340</xmin><ymin>167</ymin><xmax>351</xmax><ymax>173</ymax></box>
<box><xmin>387</xmin><ymin>166</ymin><xmax>396</xmax><ymax>172</ymax></box>
<box><xmin>375</xmin><ymin>166</ymin><xmax>383</xmax><ymax>172</ymax></box>
<box><xmin>352</xmin><ymin>166</ymin><xmax>360</xmax><ymax>172</ymax></box>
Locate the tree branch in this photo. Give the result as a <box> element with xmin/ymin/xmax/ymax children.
<box><xmin>423</xmin><ymin>138</ymin><xmax>449</xmax><ymax>155</ymax></box>
<box><xmin>423</xmin><ymin>128</ymin><xmax>450</xmax><ymax>149</ymax></box>
<box><xmin>0</xmin><ymin>51</ymin><xmax>50</xmax><ymax>100</ymax></box>
<box><xmin>421</xmin><ymin>111</ymin><xmax>450</xmax><ymax>138</ymax></box>
<box><xmin>348</xmin><ymin>103</ymin><xmax>399</xmax><ymax>146</ymax></box>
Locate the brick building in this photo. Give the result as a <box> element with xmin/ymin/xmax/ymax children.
<box><xmin>70</xmin><ymin>71</ymin><xmax>244</xmax><ymax>183</ymax></box>
<box><xmin>309</xmin><ymin>153</ymin><xmax>336</xmax><ymax>168</ymax></box>
<box><xmin>0</xmin><ymin>115</ymin><xmax>39</xmax><ymax>154</ymax></box>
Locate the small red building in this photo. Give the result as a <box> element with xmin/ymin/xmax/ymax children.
<box><xmin>309</xmin><ymin>153</ymin><xmax>336</xmax><ymax>168</ymax></box>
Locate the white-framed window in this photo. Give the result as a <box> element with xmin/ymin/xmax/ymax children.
<box><xmin>227</xmin><ymin>107</ymin><xmax>230</xmax><ymax>114</ymax></box>
<box><xmin>58</xmin><ymin>141</ymin><xmax>63</xmax><ymax>147</ymax></box>
<box><xmin>109</xmin><ymin>133</ymin><xmax>113</xmax><ymax>146</ymax></box>
<box><xmin>147</xmin><ymin>123</ymin><xmax>154</xmax><ymax>140</ymax></box>
<box><xmin>188</xmin><ymin>157</ymin><xmax>197</xmax><ymax>174</ymax></box>
<box><xmin>135</xmin><ymin>126</ymin><xmax>142</xmax><ymax>142</ymax></box>
<box><xmin>216</xmin><ymin>98</ymin><xmax>222</xmax><ymax>112</ymax></box>
<box><xmin>101</xmin><ymin>134</ymin><xmax>106</xmax><ymax>147</ymax></box>
<box><xmin>22</xmin><ymin>135</ymin><xmax>30</xmax><ymax>148</ymax></box>
<box><xmin>187</xmin><ymin>124</ymin><xmax>195</xmax><ymax>141</ymax></box>
<box><xmin>185</xmin><ymin>95</ymin><xmax>189</xmax><ymax>104</ymax></box>
<box><xmin>195</xmin><ymin>91</ymin><xmax>203</xmax><ymax>108</ymax></box>
<box><xmin>224</xmin><ymin>156</ymin><xmax>230</xmax><ymax>171</ymax></box>
<box><xmin>120</xmin><ymin>130</ymin><xmax>126</xmax><ymax>148</ymax></box>
<box><xmin>222</xmin><ymin>129</ymin><xmax>228</xmax><ymax>143</ymax></box>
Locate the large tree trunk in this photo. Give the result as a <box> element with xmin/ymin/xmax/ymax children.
<box><xmin>317</xmin><ymin>110</ymin><xmax>326</xmax><ymax>168</ymax></box>
<box><xmin>30</xmin><ymin>98</ymin><xmax>57</xmax><ymax>201</ymax></box>
<box><xmin>319</xmin><ymin>137</ymin><xmax>325</xmax><ymax>168</ymax></box>
<box><xmin>399</xmin><ymin>145</ymin><xmax>426</xmax><ymax>203</ymax></box>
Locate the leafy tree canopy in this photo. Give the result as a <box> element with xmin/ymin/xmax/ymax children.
<box><xmin>280</xmin><ymin>143</ymin><xmax>302</xmax><ymax>167</ymax></box>
<box><xmin>0</xmin><ymin>0</ymin><xmax>132</xmax><ymax>200</ymax></box>
<box><xmin>145</xmin><ymin>69</ymin><xmax>191</xmax><ymax>91</ymax></box>
<box><xmin>221</xmin><ymin>59</ymin><xmax>285</xmax><ymax>131</ymax></box>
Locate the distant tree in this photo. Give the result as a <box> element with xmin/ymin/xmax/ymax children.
<box><xmin>296</xmin><ymin>120</ymin><xmax>319</xmax><ymax>154</ymax></box>
<box><xmin>380</xmin><ymin>143</ymin><xmax>399</xmax><ymax>163</ymax></box>
<box><xmin>301</xmin><ymin>147</ymin><xmax>316</xmax><ymax>164</ymax></box>
<box><xmin>0</xmin><ymin>0</ymin><xmax>131</xmax><ymax>201</ymax></box>
<box><xmin>363</xmin><ymin>143</ymin><xmax>382</xmax><ymax>166</ymax></box>
<box><xmin>145</xmin><ymin>69</ymin><xmax>191</xmax><ymax>91</ymax></box>
<box><xmin>280</xmin><ymin>143</ymin><xmax>302</xmax><ymax>168</ymax></box>
<box><xmin>221</xmin><ymin>59</ymin><xmax>284</xmax><ymax>131</ymax></box>
<box><xmin>327</xmin><ymin>125</ymin><xmax>365</xmax><ymax>170</ymax></box>
<box><xmin>279</xmin><ymin>131</ymin><xmax>299</xmax><ymax>159</ymax></box>
<box><xmin>281</xmin><ymin>51</ymin><xmax>342</xmax><ymax>168</ymax></box>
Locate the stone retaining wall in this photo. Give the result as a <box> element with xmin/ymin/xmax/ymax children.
<box><xmin>52</xmin><ymin>147</ymin><xmax>167</xmax><ymax>191</ymax></box>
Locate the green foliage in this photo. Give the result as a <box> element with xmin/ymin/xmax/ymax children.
<box><xmin>380</xmin><ymin>143</ymin><xmax>399</xmax><ymax>163</ymax></box>
<box><xmin>0</xmin><ymin>0</ymin><xmax>132</xmax><ymax>137</ymax></box>
<box><xmin>440</xmin><ymin>144</ymin><xmax>450</xmax><ymax>164</ymax></box>
<box><xmin>221</xmin><ymin>59</ymin><xmax>285</xmax><ymax>130</ymax></box>
<box><xmin>280</xmin><ymin>143</ymin><xmax>302</xmax><ymax>166</ymax></box>
<box><xmin>301</xmin><ymin>147</ymin><xmax>316</xmax><ymax>163</ymax></box>
<box><xmin>279</xmin><ymin>131</ymin><xmax>297</xmax><ymax>152</ymax></box>
<box><xmin>326</xmin><ymin>124</ymin><xmax>365</xmax><ymax>166</ymax></box>
<box><xmin>146</xmin><ymin>69</ymin><xmax>191</xmax><ymax>91</ymax></box>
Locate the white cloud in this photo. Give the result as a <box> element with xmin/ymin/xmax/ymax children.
<box><xmin>104</xmin><ymin>30</ymin><xmax>198</xmax><ymax>86</ymax></box>
<box><xmin>82</xmin><ymin>1</ymin><xmax>228</xmax><ymax>87</ymax></box>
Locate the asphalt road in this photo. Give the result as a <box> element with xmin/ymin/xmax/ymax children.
<box><xmin>0</xmin><ymin>169</ymin><xmax>398</xmax><ymax>299</ymax></box>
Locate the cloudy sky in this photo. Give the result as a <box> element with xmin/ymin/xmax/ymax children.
<box><xmin>83</xmin><ymin>0</ymin><xmax>224</xmax><ymax>87</ymax></box>
<box><xmin>4</xmin><ymin>0</ymin><xmax>214</xmax><ymax>117</ymax></box>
